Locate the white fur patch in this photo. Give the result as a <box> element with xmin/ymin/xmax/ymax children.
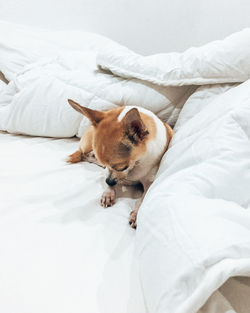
<box><xmin>138</xmin><ymin>113</ymin><xmax>166</xmax><ymax>178</ymax></box>
<box><xmin>122</xmin><ymin>186</ymin><xmax>128</xmax><ymax>192</ymax></box>
<box><xmin>118</xmin><ymin>106</ymin><xmax>156</xmax><ymax>122</ymax></box>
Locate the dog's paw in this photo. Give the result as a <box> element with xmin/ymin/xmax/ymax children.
<box><xmin>129</xmin><ymin>209</ymin><xmax>138</xmax><ymax>229</ymax></box>
<box><xmin>66</xmin><ymin>150</ymin><xmax>82</xmax><ymax>163</ymax></box>
<box><xmin>101</xmin><ymin>189</ymin><xmax>116</xmax><ymax>208</ymax></box>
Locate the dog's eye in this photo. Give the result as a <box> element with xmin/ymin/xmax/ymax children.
<box><xmin>116</xmin><ymin>166</ymin><xmax>128</xmax><ymax>172</ymax></box>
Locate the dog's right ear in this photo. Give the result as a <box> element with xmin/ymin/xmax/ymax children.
<box><xmin>68</xmin><ymin>99</ymin><xmax>105</xmax><ymax>126</ymax></box>
<box><xmin>124</xmin><ymin>108</ymin><xmax>149</xmax><ymax>144</ymax></box>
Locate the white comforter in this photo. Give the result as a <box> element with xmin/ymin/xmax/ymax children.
<box><xmin>1</xmin><ymin>22</ymin><xmax>250</xmax><ymax>313</ymax></box>
<box><xmin>0</xmin><ymin>21</ymin><xmax>192</xmax><ymax>137</ymax></box>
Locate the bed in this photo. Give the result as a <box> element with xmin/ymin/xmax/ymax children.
<box><xmin>1</xmin><ymin>21</ymin><xmax>250</xmax><ymax>313</ymax></box>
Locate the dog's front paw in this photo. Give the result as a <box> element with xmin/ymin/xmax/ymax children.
<box><xmin>129</xmin><ymin>209</ymin><xmax>138</xmax><ymax>229</ymax></box>
<box><xmin>101</xmin><ymin>188</ymin><xmax>116</xmax><ymax>208</ymax></box>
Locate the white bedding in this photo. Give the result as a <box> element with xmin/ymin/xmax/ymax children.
<box><xmin>0</xmin><ymin>21</ymin><xmax>192</xmax><ymax>137</ymax></box>
<box><xmin>97</xmin><ymin>29</ymin><xmax>250</xmax><ymax>313</ymax></box>
<box><xmin>1</xmin><ymin>21</ymin><xmax>250</xmax><ymax>313</ymax></box>
<box><xmin>0</xmin><ymin>131</ymin><xmax>250</xmax><ymax>313</ymax></box>
<box><xmin>0</xmin><ymin>131</ymin><xmax>145</xmax><ymax>313</ymax></box>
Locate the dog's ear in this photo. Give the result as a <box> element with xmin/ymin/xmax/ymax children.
<box><xmin>68</xmin><ymin>99</ymin><xmax>105</xmax><ymax>126</ymax></box>
<box><xmin>124</xmin><ymin>108</ymin><xmax>149</xmax><ymax>144</ymax></box>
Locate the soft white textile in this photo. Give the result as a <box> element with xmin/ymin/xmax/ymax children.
<box><xmin>97</xmin><ymin>28</ymin><xmax>250</xmax><ymax>86</ymax></box>
<box><xmin>136</xmin><ymin>79</ymin><xmax>250</xmax><ymax>313</ymax></box>
<box><xmin>0</xmin><ymin>131</ymin><xmax>145</xmax><ymax>313</ymax></box>
<box><xmin>0</xmin><ymin>131</ymin><xmax>249</xmax><ymax>313</ymax></box>
<box><xmin>97</xmin><ymin>27</ymin><xmax>250</xmax><ymax>313</ymax></box>
<box><xmin>0</xmin><ymin>21</ymin><xmax>191</xmax><ymax>138</ymax></box>
<box><xmin>1</xmin><ymin>21</ymin><xmax>250</xmax><ymax>313</ymax></box>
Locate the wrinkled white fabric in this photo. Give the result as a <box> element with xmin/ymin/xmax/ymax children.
<box><xmin>0</xmin><ymin>21</ymin><xmax>190</xmax><ymax>137</ymax></box>
<box><xmin>97</xmin><ymin>29</ymin><xmax>250</xmax><ymax>86</ymax></box>
<box><xmin>0</xmin><ymin>131</ymin><xmax>146</xmax><ymax>313</ymax></box>
<box><xmin>136</xmin><ymin>79</ymin><xmax>250</xmax><ymax>313</ymax></box>
<box><xmin>1</xmin><ymin>21</ymin><xmax>250</xmax><ymax>313</ymax></box>
<box><xmin>97</xmin><ymin>26</ymin><xmax>250</xmax><ymax>313</ymax></box>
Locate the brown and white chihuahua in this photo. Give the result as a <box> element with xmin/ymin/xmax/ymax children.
<box><xmin>67</xmin><ymin>99</ymin><xmax>173</xmax><ymax>228</ymax></box>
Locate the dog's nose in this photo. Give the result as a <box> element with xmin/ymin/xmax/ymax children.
<box><xmin>105</xmin><ymin>177</ymin><xmax>117</xmax><ymax>186</ymax></box>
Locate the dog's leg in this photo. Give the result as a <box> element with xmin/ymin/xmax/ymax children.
<box><xmin>66</xmin><ymin>150</ymin><xmax>83</xmax><ymax>163</ymax></box>
<box><xmin>66</xmin><ymin>149</ymin><xmax>104</xmax><ymax>167</ymax></box>
<box><xmin>129</xmin><ymin>179</ymin><xmax>153</xmax><ymax>229</ymax></box>
<box><xmin>101</xmin><ymin>187</ymin><xmax>116</xmax><ymax>208</ymax></box>
<box><xmin>129</xmin><ymin>201</ymin><xmax>141</xmax><ymax>229</ymax></box>
<box><xmin>67</xmin><ymin>129</ymin><xmax>92</xmax><ymax>164</ymax></box>
<box><xmin>67</xmin><ymin>126</ymin><xmax>103</xmax><ymax>167</ymax></box>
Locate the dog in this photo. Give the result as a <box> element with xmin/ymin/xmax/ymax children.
<box><xmin>67</xmin><ymin>99</ymin><xmax>173</xmax><ymax>228</ymax></box>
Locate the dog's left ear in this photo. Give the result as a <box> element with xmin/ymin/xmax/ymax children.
<box><xmin>124</xmin><ymin>108</ymin><xmax>149</xmax><ymax>144</ymax></box>
<box><xmin>68</xmin><ymin>99</ymin><xmax>105</xmax><ymax>126</ymax></box>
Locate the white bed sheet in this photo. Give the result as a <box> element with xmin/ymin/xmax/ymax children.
<box><xmin>0</xmin><ymin>131</ymin><xmax>146</xmax><ymax>313</ymax></box>
<box><xmin>1</xmin><ymin>132</ymin><xmax>250</xmax><ymax>313</ymax></box>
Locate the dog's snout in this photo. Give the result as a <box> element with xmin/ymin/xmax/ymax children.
<box><xmin>105</xmin><ymin>177</ymin><xmax>117</xmax><ymax>186</ymax></box>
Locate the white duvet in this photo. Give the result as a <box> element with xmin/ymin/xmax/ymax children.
<box><xmin>1</xmin><ymin>21</ymin><xmax>250</xmax><ymax>313</ymax></box>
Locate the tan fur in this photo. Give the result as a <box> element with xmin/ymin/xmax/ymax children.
<box><xmin>140</xmin><ymin>112</ymin><xmax>157</xmax><ymax>140</ymax></box>
<box><xmin>68</xmin><ymin>105</ymin><xmax>157</xmax><ymax>169</ymax></box>
<box><xmin>96</xmin><ymin>111</ymin><xmax>155</xmax><ymax>168</ymax></box>
<box><xmin>79</xmin><ymin>125</ymin><xmax>95</xmax><ymax>155</ymax></box>
<box><xmin>67</xmin><ymin>150</ymin><xmax>82</xmax><ymax>163</ymax></box>
<box><xmin>165</xmin><ymin>123</ymin><xmax>174</xmax><ymax>150</ymax></box>
<box><xmin>67</xmin><ymin>100</ymin><xmax>173</xmax><ymax>228</ymax></box>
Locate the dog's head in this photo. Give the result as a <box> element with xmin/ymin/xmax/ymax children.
<box><xmin>68</xmin><ymin>99</ymin><xmax>150</xmax><ymax>186</ymax></box>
